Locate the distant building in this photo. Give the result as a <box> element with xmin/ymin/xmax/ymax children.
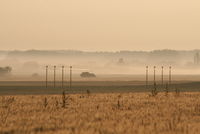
<box><xmin>194</xmin><ymin>52</ymin><xmax>200</xmax><ymax>65</ymax></box>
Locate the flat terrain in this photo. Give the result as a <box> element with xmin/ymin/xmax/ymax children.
<box><xmin>0</xmin><ymin>80</ymin><xmax>200</xmax><ymax>95</ymax></box>
<box><xmin>1</xmin><ymin>92</ymin><xmax>200</xmax><ymax>134</ymax></box>
<box><xmin>1</xmin><ymin>74</ymin><xmax>200</xmax><ymax>95</ymax></box>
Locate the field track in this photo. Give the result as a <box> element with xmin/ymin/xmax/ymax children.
<box><xmin>0</xmin><ymin>81</ymin><xmax>200</xmax><ymax>95</ymax></box>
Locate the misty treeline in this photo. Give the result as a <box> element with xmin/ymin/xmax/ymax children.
<box><xmin>2</xmin><ymin>49</ymin><xmax>199</xmax><ymax>59</ymax></box>
<box><xmin>1</xmin><ymin>49</ymin><xmax>199</xmax><ymax>65</ymax></box>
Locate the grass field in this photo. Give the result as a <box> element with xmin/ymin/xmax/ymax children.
<box><xmin>1</xmin><ymin>92</ymin><xmax>200</xmax><ymax>134</ymax></box>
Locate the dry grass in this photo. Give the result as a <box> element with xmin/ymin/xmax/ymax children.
<box><xmin>1</xmin><ymin>92</ymin><xmax>200</xmax><ymax>134</ymax></box>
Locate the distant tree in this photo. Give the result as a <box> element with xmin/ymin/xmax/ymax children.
<box><xmin>32</xmin><ymin>73</ymin><xmax>39</xmax><ymax>78</ymax></box>
<box><xmin>80</xmin><ymin>72</ymin><xmax>96</xmax><ymax>78</ymax></box>
<box><xmin>0</xmin><ymin>66</ymin><xmax>12</xmax><ymax>76</ymax></box>
<box><xmin>117</xmin><ymin>58</ymin><xmax>125</xmax><ymax>64</ymax></box>
<box><xmin>194</xmin><ymin>52</ymin><xmax>200</xmax><ymax>65</ymax></box>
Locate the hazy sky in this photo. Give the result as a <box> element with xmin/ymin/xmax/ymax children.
<box><xmin>0</xmin><ymin>0</ymin><xmax>200</xmax><ymax>51</ymax></box>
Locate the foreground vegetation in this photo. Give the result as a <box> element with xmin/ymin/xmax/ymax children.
<box><xmin>1</xmin><ymin>92</ymin><xmax>200</xmax><ymax>134</ymax></box>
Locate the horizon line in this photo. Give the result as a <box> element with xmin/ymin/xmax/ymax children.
<box><xmin>1</xmin><ymin>49</ymin><xmax>200</xmax><ymax>53</ymax></box>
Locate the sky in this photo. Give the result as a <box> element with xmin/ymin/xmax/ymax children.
<box><xmin>0</xmin><ymin>0</ymin><xmax>200</xmax><ymax>51</ymax></box>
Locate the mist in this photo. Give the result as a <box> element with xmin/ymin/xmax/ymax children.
<box><xmin>0</xmin><ymin>49</ymin><xmax>200</xmax><ymax>81</ymax></box>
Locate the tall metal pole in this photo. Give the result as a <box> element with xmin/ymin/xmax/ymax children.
<box><xmin>46</xmin><ymin>65</ymin><xmax>48</xmax><ymax>88</ymax></box>
<box><xmin>54</xmin><ymin>65</ymin><xmax>56</xmax><ymax>88</ymax></box>
<box><xmin>70</xmin><ymin>66</ymin><xmax>72</xmax><ymax>90</ymax></box>
<box><xmin>146</xmin><ymin>66</ymin><xmax>148</xmax><ymax>89</ymax></box>
<box><xmin>154</xmin><ymin>66</ymin><xmax>156</xmax><ymax>84</ymax></box>
<box><xmin>161</xmin><ymin>66</ymin><xmax>164</xmax><ymax>86</ymax></box>
<box><xmin>169</xmin><ymin>66</ymin><xmax>171</xmax><ymax>86</ymax></box>
<box><xmin>62</xmin><ymin>66</ymin><xmax>64</xmax><ymax>88</ymax></box>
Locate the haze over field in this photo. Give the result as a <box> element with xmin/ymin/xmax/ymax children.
<box><xmin>0</xmin><ymin>50</ymin><xmax>200</xmax><ymax>80</ymax></box>
<box><xmin>0</xmin><ymin>0</ymin><xmax>200</xmax><ymax>79</ymax></box>
<box><xmin>1</xmin><ymin>1</ymin><xmax>200</xmax><ymax>134</ymax></box>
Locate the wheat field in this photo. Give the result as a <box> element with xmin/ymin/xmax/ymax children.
<box><xmin>1</xmin><ymin>92</ymin><xmax>200</xmax><ymax>134</ymax></box>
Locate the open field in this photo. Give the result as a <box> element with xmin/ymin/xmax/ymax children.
<box><xmin>0</xmin><ymin>80</ymin><xmax>200</xmax><ymax>95</ymax></box>
<box><xmin>2</xmin><ymin>74</ymin><xmax>200</xmax><ymax>82</ymax></box>
<box><xmin>1</xmin><ymin>92</ymin><xmax>200</xmax><ymax>134</ymax></box>
<box><xmin>0</xmin><ymin>74</ymin><xmax>200</xmax><ymax>95</ymax></box>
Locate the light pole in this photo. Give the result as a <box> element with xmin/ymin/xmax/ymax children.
<box><xmin>54</xmin><ymin>66</ymin><xmax>56</xmax><ymax>88</ymax></box>
<box><xmin>161</xmin><ymin>66</ymin><xmax>164</xmax><ymax>86</ymax></box>
<box><xmin>70</xmin><ymin>66</ymin><xmax>72</xmax><ymax>90</ymax></box>
<box><xmin>169</xmin><ymin>66</ymin><xmax>172</xmax><ymax>86</ymax></box>
<box><xmin>46</xmin><ymin>65</ymin><xmax>48</xmax><ymax>88</ymax></box>
<box><xmin>146</xmin><ymin>66</ymin><xmax>148</xmax><ymax>89</ymax></box>
<box><xmin>154</xmin><ymin>66</ymin><xmax>156</xmax><ymax>84</ymax></box>
<box><xmin>62</xmin><ymin>66</ymin><xmax>64</xmax><ymax>88</ymax></box>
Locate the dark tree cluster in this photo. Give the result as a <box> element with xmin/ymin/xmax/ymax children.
<box><xmin>80</xmin><ymin>72</ymin><xmax>96</xmax><ymax>78</ymax></box>
<box><xmin>0</xmin><ymin>66</ymin><xmax>12</xmax><ymax>76</ymax></box>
